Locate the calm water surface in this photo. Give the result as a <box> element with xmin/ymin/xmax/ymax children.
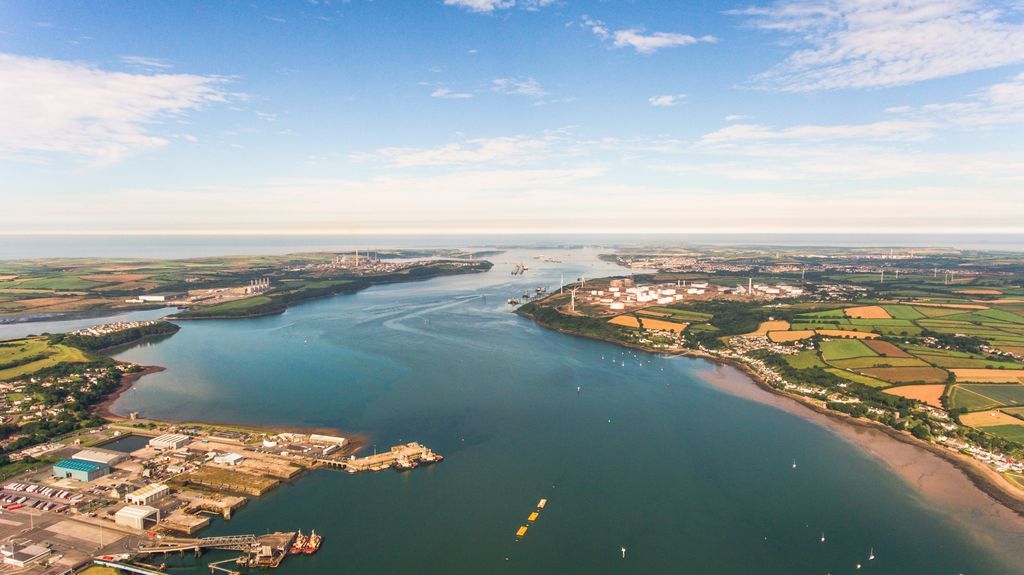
<box><xmin>108</xmin><ymin>248</ymin><xmax>1024</xmax><ymax>574</ymax></box>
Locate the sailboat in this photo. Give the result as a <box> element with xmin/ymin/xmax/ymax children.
<box><xmin>869</xmin><ymin>547</ymin><xmax>875</xmax><ymax>561</ymax></box>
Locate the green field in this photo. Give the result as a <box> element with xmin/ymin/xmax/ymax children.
<box><xmin>799</xmin><ymin>308</ymin><xmax>846</xmax><ymax>318</ymax></box>
<box><xmin>7</xmin><ymin>276</ymin><xmax>102</xmax><ymax>290</ymax></box>
<box><xmin>980</xmin><ymin>425</ymin><xmax>1024</xmax><ymax>444</ymax></box>
<box><xmin>824</xmin><ymin>368</ymin><xmax>891</xmax><ymax>388</ymax></box>
<box><xmin>197</xmin><ymin>295</ymin><xmax>273</xmax><ymax>313</ymax></box>
<box><xmin>820</xmin><ymin>339</ymin><xmax>877</xmax><ymax>361</ymax></box>
<box><xmin>882</xmin><ymin>305</ymin><xmax>926</xmax><ymax>320</ymax></box>
<box><xmin>646</xmin><ymin>306</ymin><xmax>714</xmax><ymax>321</ymax></box>
<box><xmin>914</xmin><ymin>354</ymin><xmax>1023</xmax><ymax>369</ymax></box>
<box><xmin>784</xmin><ymin>350</ymin><xmax>826</xmax><ymax>369</ymax></box>
<box><xmin>828</xmin><ymin>356</ymin><xmax>928</xmax><ymax>369</ymax></box>
<box><xmin>949</xmin><ymin>384</ymin><xmax>1024</xmax><ymax>412</ymax></box>
<box><xmin>0</xmin><ymin>337</ymin><xmax>92</xmax><ymax>380</ymax></box>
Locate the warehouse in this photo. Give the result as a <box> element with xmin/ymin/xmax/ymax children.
<box><xmin>214</xmin><ymin>453</ymin><xmax>245</xmax><ymax>466</ymax></box>
<box><xmin>114</xmin><ymin>505</ymin><xmax>160</xmax><ymax>530</ymax></box>
<box><xmin>309</xmin><ymin>433</ymin><xmax>348</xmax><ymax>446</ymax></box>
<box><xmin>126</xmin><ymin>483</ymin><xmax>170</xmax><ymax>506</ymax></box>
<box><xmin>149</xmin><ymin>433</ymin><xmax>190</xmax><ymax>450</ymax></box>
<box><xmin>52</xmin><ymin>459</ymin><xmax>109</xmax><ymax>482</ymax></box>
<box><xmin>72</xmin><ymin>448</ymin><xmax>128</xmax><ymax>466</ymax></box>
<box><xmin>1</xmin><ymin>541</ymin><xmax>51</xmax><ymax>568</ymax></box>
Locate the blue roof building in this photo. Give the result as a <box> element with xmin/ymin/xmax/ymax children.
<box><xmin>52</xmin><ymin>458</ymin><xmax>109</xmax><ymax>482</ymax></box>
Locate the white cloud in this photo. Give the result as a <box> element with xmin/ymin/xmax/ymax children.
<box><xmin>724</xmin><ymin>114</ymin><xmax>750</xmax><ymax>121</ymax></box>
<box><xmin>699</xmin><ymin>119</ymin><xmax>940</xmax><ymax>145</ymax></box>
<box><xmin>649</xmin><ymin>94</ymin><xmax>685</xmax><ymax>107</ymax></box>
<box><xmin>0</xmin><ymin>53</ymin><xmax>229</xmax><ymax>164</ymax></box>
<box><xmin>734</xmin><ymin>0</ymin><xmax>1024</xmax><ymax>91</ymax></box>
<box><xmin>119</xmin><ymin>56</ymin><xmax>172</xmax><ymax>70</ymax></box>
<box><xmin>443</xmin><ymin>0</ymin><xmax>552</xmax><ymax>13</ymax></box>
<box><xmin>353</xmin><ymin>133</ymin><xmax>567</xmax><ymax>168</ymax></box>
<box><xmin>583</xmin><ymin>16</ymin><xmax>716</xmax><ymax>53</ymax></box>
<box><xmin>887</xmin><ymin>72</ymin><xmax>1024</xmax><ymax>127</ymax></box>
<box><xmin>492</xmin><ymin>77</ymin><xmax>546</xmax><ymax>98</ymax></box>
<box><xmin>431</xmin><ymin>87</ymin><xmax>474</xmax><ymax>99</ymax></box>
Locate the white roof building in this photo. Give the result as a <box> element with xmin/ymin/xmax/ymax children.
<box><xmin>309</xmin><ymin>434</ymin><xmax>348</xmax><ymax>446</ymax></box>
<box><xmin>126</xmin><ymin>483</ymin><xmax>170</xmax><ymax>506</ymax></box>
<box><xmin>149</xmin><ymin>434</ymin><xmax>190</xmax><ymax>450</ymax></box>
<box><xmin>114</xmin><ymin>505</ymin><xmax>160</xmax><ymax>530</ymax></box>
<box><xmin>214</xmin><ymin>453</ymin><xmax>245</xmax><ymax>466</ymax></box>
<box><xmin>72</xmin><ymin>448</ymin><xmax>128</xmax><ymax>466</ymax></box>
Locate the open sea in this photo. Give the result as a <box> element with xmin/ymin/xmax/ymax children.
<box><xmin>71</xmin><ymin>244</ymin><xmax>1024</xmax><ymax>574</ymax></box>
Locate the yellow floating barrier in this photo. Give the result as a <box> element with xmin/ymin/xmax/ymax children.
<box><xmin>537</xmin><ymin>499</ymin><xmax>547</xmax><ymax>509</ymax></box>
<box><xmin>528</xmin><ymin>512</ymin><xmax>539</xmax><ymax>522</ymax></box>
<box><xmin>516</xmin><ymin>525</ymin><xmax>528</xmax><ymax>537</ymax></box>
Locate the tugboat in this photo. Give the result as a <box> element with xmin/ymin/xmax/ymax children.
<box><xmin>421</xmin><ymin>453</ymin><xmax>444</xmax><ymax>465</ymax></box>
<box><xmin>290</xmin><ymin>531</ymin><xmax>308</xmax><ymax>555</ymax></box>
<box><xmin>304</xmin><ymin>530</ymin><xmax>322</xmax><ymax>555</ymax></box>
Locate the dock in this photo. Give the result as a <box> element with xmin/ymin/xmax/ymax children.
<box><xmin>318</xmin><ymin>442</ymin><xmax>443</xmax><ymax>473</ymax></box>
<box><xmin>131</xmin><ymin>532</ymin><xmax>296</xmax><ymax>571</ymax></box>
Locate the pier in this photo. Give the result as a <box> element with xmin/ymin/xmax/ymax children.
<box><xmin>130</xmin><ymin>532</ymin><xmax>296</xmax><ymax>572</ymax></box>
<box><xmin>318</xmin><ymin>442</ymin><xmax>443</xmax><ymax>472</ymax></box>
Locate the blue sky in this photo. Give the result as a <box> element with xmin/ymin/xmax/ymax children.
<box><xmin>1</xmin><ymin>0</ymin><xmax>1022</xmax><ymax>234</ymax></box>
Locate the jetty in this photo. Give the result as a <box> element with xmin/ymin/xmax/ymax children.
<box><xmin>132</xmin><ymin>531</ymin><xmax>295</xmax><ymax>570</ymax></box>
<box><xmin>318</xmin><ymin>442</ymin><xmax>443</xmax><ymax>472</ymax></box>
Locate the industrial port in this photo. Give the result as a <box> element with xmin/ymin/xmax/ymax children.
<box><xmin>0</xmin><ymin>421</ymin><xmax>441</xmax><ymax>574</ymax></box>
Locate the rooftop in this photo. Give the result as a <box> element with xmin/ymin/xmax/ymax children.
<box><xmin>53</xmin><ymin>459</ymin><xmax>108</xmax><ymax>472</ymax></box>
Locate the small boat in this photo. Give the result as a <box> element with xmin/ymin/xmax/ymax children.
<box><xmin>621</xmin><ymin>546</ymin><xmax>627</xmax><ymax>559</ymax></box>
<box><xmin>869</xmin><ymin>547</ymin><xmax>875</xmax><ymax>561</ymax></box>
<box><xmin>304</xmin><ymin>530</ymin><xmax>322</xmax><ymax>554</ymax></box>
<box><xmin>856</xmin><ymin>563</ymin><xmax>862</xmax><ymax>570</ymax></box>
<box><xmin>820</xmin><ymin>532</ymin><xmax>825</xmax><ymax>543</ymax></box>
<box><xmin>290</xmin><ymin>531</ymin><xmax>308</xmax><ymax>554</ymax></box>
<box><xmin>792</xmin><ymin>459</ymin><xmax>797</xmax><ymax>469</ymax></box>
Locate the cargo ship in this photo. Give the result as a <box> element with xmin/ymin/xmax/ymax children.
<box><xmin>304</xmin><ymin>530</ymin><xmax>322</xmax><ymax>554</ymax></box>
<box><xmin>290</xmin><ymin>531</ymin><xmax>308</xmax><ymax>555</ymax></box>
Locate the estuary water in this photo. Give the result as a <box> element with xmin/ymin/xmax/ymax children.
<box><xmin>109</xmin><ymin>248</ymin><xmax>1024</xmax><ymax>574</ymax></box>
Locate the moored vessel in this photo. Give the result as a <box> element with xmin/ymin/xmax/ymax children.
<box><xmin>290</xmin><ymin>531</ymin><xmax>308</xmax><ymax>555</ymax></box>
<box><xmin>304</xmin><ymin>530</ymin><xmax>322</xmax><ymax>554</ymax></box>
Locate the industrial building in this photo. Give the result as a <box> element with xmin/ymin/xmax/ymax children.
<box><xmin>126</xmin><ymin>483</ymin><xmax>170</xmax><ymax>506</ymax></box>
<box><xmin>214</xmin><ymin>453</ymin><xmax>245</xmax><ymax>466</ymax></box>
<box><xmin>114</xmin><ymin>505</ymin><xmax>160</xmax><ymax>530</ymax></box>
<box><xmin>309</xmin><ymin>434</ymin><xmax>348</xmax><ymax>446</ymax></box>
<box><xmin>137</xmin><ymin>292</ymin><xmax>186</xmax><ymax>302</ymax></box>
<box><xmin>52</xmin><ymin>459</ymin><xmax>109</xmax><ymax>482</ymax></box>
<box><xmin>1</xmin><ymin>541</ymin><xmax>51</xmax><ymax>568</ymax></box>
<box><xmin>149</xmin><ymin>433</ymin><xmax>190</xmax><ymax>450</ymax></box>
<box><xmin>72</xmin><ymin>447</ymin><xmax>128</xmax><ymax>466</ymax></box>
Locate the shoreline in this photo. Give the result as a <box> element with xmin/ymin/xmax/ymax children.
<box><xmin>92</xmin><ymin>364</ymin><xmax>166</xmax><ymax>420</ymax></box>
<box><xmin>517</xmin><ymin>307</ymin><xmax>1024</xmax><ymax>521</ymax></box>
